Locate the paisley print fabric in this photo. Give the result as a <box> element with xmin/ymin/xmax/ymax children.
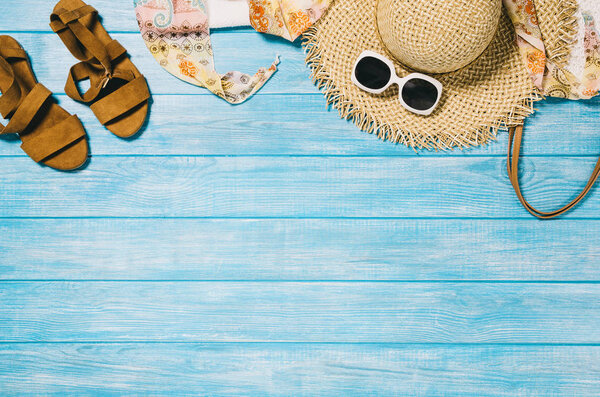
<box><xmin>248</xmin><ymin>0</ymin><xmax>331</xmax><ymax>41</ymax></box>
<box><xmin>504</xmin><ymin>0</ymin><xmax>600</xmax><ymax>99</ymax></box>
<box><xmin>135</xmin><ymin>0</ymin><xmax>279</xmax><ymax>104</ymax></box>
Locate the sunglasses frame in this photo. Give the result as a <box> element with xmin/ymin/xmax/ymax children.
<box><xmin>351</xmin><ymin>50</ymin><xmax>443</xmax><ymax>116</ymax></box>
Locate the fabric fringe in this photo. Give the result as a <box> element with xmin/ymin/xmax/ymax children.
<box><xmin>301</xmin><ymin>27</ymin><xmax>544</xmax><ymax>151</ymax></box>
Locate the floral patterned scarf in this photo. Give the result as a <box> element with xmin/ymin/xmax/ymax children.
<box><xmin>504</xmin><ymin>0</ymin><xmax>600</xmax><ymax>99</ymax></box>
<box><xmin>135</xmin><ymin>0</ymin><xmax>329</xmax><ymax>104</ymax></box>
<box><xmin>248</xmin><ymin>0</ymin><xmax>331</xmax><ymax>41</ymax></box>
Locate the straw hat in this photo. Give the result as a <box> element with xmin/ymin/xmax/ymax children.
<box><xmin>303</xmin><ymin>0</ymin><xmax>542</xmax><ymax>150</ymax></box>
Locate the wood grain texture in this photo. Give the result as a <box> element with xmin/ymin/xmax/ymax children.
<box><xmin>0</xmin><ymin>33</ymin><xmax>596</xmax><ymax>156</ymax></box>
<box><xmin>7</xmin><ymin>32</ymin><xmax>311</xmax><ymax>95</ymax></box>
<box><xmin>1</xmin><ymin>219</ymin><xmax>599</xmax><ymax>281</ymax></box>
<box><xmin>1</xmin><ymin>0</ymin><xmax>164</xmax><ymax>32</ymax></box>
<box><xmin>2</xmin><ymin>343</ymin><xmax>600</xmax><ymax>396</ymax></box>
<box><xmin>2</xmin><ymin>1</ymin><xmax>600</xmax><ymax>393</ymax></box>
<box><xmin>0</xmin><ymin>156</ymin><xmax>598</xmax><ymax>218</ymax></box>
<box><xmin>3</xmin><ymin>282</ymin><xmax>600</xmax><ymax>343</ymax></box>
<box><xmin>1</xmin><ymin>93</ymin><xmax>599</xmax><ymax>157</ymax></box>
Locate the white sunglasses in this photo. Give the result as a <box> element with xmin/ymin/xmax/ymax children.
<box><xmin>351</xmin><ymin>50</ymin><xmax>443</xmax><ymax>116</ymax></box>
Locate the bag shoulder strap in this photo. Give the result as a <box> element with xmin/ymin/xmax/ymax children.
<box><xmin>507</xmin><ymin>125</ymin><xmax>600</xmax><ymax>219</ymax></box>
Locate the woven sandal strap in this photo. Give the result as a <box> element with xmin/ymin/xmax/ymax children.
<box><xmin>20</xmin><ymin>115</ymin><xmax>85</xmax><ymax>163</ymax></box>
<box><xmin>0</xmin><ymin>84</ymin><xmax>52</xmax><ymax>135</ymax></box>
<box><xmin>0</xmin><ymin>56</ymin><xmax>22</xmax><ymax>119</ymax></box>
<box><xmin>507</xmin><ymin>125</ymin><xmax>600</xmax><ymax>219</ymax></box>
<box><xmin>90</xmin><ymin>75</ymin><xmax>149</xmax><ymax>125</ymax></box>
<box><xmin>50</xmin><ymin>5</ymin><xmax>112</xmax><ymax>73</ymax></box>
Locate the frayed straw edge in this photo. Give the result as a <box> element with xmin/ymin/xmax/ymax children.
<box><xmin>301</xmin><ymin>27</ymin><xmax>543</xmax><ymax>151</ymax></box>
<box><xmin>545</xmin><ymin>0</ymin><xmax>579</xmax><ymax>67</ymax></box>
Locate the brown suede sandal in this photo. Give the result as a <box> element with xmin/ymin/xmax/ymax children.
<box><xmin>0</xmin><ymin>36</ymin><xmax>88</xmax><ymax>171</ymax></box>
<box><xmin>50</xmin><ymin>0</ymin><xmax>150</xmax><ymax>138</ymax></box>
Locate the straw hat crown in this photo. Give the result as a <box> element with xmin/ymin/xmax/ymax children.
<box><xmin>376</xmin><ymin>0</ymin><xmax>503</xmax><ymax>73</ymax></box>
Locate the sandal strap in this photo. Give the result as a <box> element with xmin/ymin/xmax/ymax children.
<box><xmin>0</xmin><ymin>56</ymin><xmax>22</xmax><ymax>119</ymax></box>
<box><xmin>105</xmin><ymin>40</ymin><xmax>127</xmax><ymax>62</ymax></box>
<box><xmin>20</xmin><ymin>115</ymin><xmax>86</xmax><ymax>163</ymax></box>
<box><xmin>0</xmin><ymin>46</ymin><xmax>28</xmax><ymax>60</ymax></box>
<box><xmin>90</xmin><ymin>75</ymin><xmax>150</xmax><ymax>125</ymax></box>
<box><xmin>64</xmin><ymin>61</ymin><xmax>105</xmax><ymax>103</ymax></box>
<box><xmin>50</xmin><ymin>5</ymin><xmax>112</xmax><ymax>74</ymax></box>
<box><xmin>0</xmin><ymin>83</ymin><xmax>52</xmax><ymax>135</ymax></box>
<box><xmin>63</xmin><ymin>40</ymin><xmax>129</xmax><ymax>103</ymax></box>
<box><xmin>55</xmin><ymin>4</ymin><xmax>97</xmax><ymax>25</ymax></box>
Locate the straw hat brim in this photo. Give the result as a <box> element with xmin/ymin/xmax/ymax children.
<box><xmin>303</xmin><ymin>0</ymin><xmax>541</xmax><ymax>150</ymax></box>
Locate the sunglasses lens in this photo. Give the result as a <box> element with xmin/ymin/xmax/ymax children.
<box><xmin>354</xmin><ymin>56</ymin><xmax>392</xmax><ymax>90</ymax></box>
<box><xmin>401</xmin><ymin>78</ymin><xmax>439</xmax><ymax>111</ymax></box>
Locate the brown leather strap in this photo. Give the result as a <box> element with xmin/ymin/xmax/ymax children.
<box><xmin>105</xmin><ymin>40</ymin><xmax>127</xmax><ymax>62</ymax></box>
<box><xmin>90</xmin><ymin>75</ymin><xmax>150</xmax><ymax>125</ymax></box>
<box><xmin>20</xmin><ymin>115</ymin><xmax>86</xmax><ymax>163</ymax></box>
<box><xmin>0</xmin><ymin>56</ymin><xmax>22</xmax><ymax>119</ymax></box>
<box><xmin>64</xmin><ymin>61</ymin><xmax>105</xmax><ymax>103</ymax></box>
<box><xmin>63</xmin><ymin>40</ymin><xmax>129</xmax><ymax>103</ymax></box>
<box><xmin>508</xmin><ymin>124</ymin><xmax>600</xmax><ymax>219</ymax></box>
<box><xmin>0</xmin><ymin>54</ymin><xmax>52</xmax><ymax>136</ymax></box>
<box><xmin>0</xmin><ymin>84</ymin><xmax>52</xmax><ymax>135</ymax></box>
<box><xmin>0</xmin><ymin>46</ymin><xmax>28</xmax><ymax>60</ymax></box>
<box><xmin>55</xmin><ymin>4</ymin><xmax>97</xmax><ymax>24</ymax></box>
<box><xmin>0</xmin><ymin>45</ymin><xmax>86</xmax><ymax>165</ymax></box>
<box><xmin>50</xmin><ymin>5</ymin><xmax>112</xmax><ymax>74</ymax></box>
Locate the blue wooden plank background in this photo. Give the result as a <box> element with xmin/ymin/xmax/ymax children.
<box><xmin>1</xmin><ymin>1</ymin><xmax>600</xmax><ymax>395</ymax></box>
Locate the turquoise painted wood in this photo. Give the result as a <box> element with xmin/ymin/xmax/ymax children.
<box><xmin>1</xmin><ymin>93</ymin><xmax>600</xmax><ymax>157</ymax></box>
<box><xmin>2</xmin><ymin>344</ymin><xmax>600</xmax><ymax>395</ymax></box>
<box><xmin>4</xmin><ymin>282</ymin><xmax>600</xmax><ymax>343</ymax></box>
<box><xmin>2</xmin><ymin>219</ymin><xmax>599</xmax><ymax>281</ymax></box>
<box><xmin>1</xmin><ymin>156</ymin><xmax>600</xmax><ymax>218</ymax></box>
<box><xmin>1</xmin><ymin>0</ymin><xmax>600</xmax><ymax>394</ymax></box>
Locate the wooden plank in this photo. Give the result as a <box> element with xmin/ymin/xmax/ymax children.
<box><xmin>0</xmin><ymin>156</ymin><xmax>599</xmax><ymax>218</ymax></box>
<box><xmin>3</xmin><ymin>282</ymin><xmax>600</xmax><ymax>343</ymax></box>
<box><xmin>9</xmin><ymin>30</ymin><xmax>600</xmax><ymax>115</ymax></box>
<box><xmin>1</xmin><ymin>33</ymin><xmax>597</xmax><ymax>156</ymax></box>
<box><xmin>8</xmin><ymin>32</ymin><xmax>314</xmax><ymax>95</ymax></box>
<box><xmin>1</xmin><ymin>94</ymin><xmax>599</xmax><ymax>157</ymax></box>
<box><xmin>3</xmin><ymin>0</ymin><xmax>175</xmax><ymax>33</ymax></box>
<box><xmin>2</xmin><ymin>343</ymin><xmax>600</xmax><ymax>395</ymax></box>
<box><xmin>2</xmin><ymin>219</ymin><xmax>600</xmax><ymax>281</ymax></box>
